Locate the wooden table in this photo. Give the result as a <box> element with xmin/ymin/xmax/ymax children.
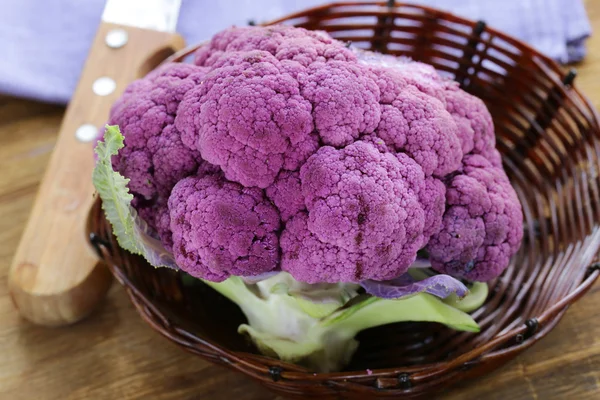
<box><xmin>2</xmin><ymin>3</ymin><xmax>600</xmax><ymax>399</ymax></box>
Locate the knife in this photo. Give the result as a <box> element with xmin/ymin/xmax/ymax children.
<box><xmin>9</xmin><ymin>0</ymin><xmax>185</xmax><ymax>326</ymax></box>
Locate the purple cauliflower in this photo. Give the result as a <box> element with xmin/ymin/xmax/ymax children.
<box><xmin>108</xmin><ymin>25</ymin><xmax>523</xmax><ymax>284</ymax></box>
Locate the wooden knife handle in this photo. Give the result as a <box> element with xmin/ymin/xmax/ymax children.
<box><xmin>8</xmin><ymin>22</ymin><xmax>185</xmax><ymax>326</ymax></box>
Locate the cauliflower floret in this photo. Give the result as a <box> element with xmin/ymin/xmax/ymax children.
<box><xmin>427</xmin><ymin>155</ymin><xmax>523</xmax><ymax>281</ymax></box>
<box><xmin>357</xmin><ymin>51</ymin><xmax>462</xmax><ymax>177</ymax></box>
<box><xmin>300</xmin><ymin>61</ymin><xmax>381</xmax><ymax>147</ymax></box>
<box><xmin>169</xmin><ymin>174</ymin><xmax>280</xmax><ymax>281</ymax></box>
<box><xmin>360</xmin><ymin>48</ymin><xmax>500</xmax><ymax>166</ymax></box>
<box><xmin>396</xmin><ymin>64</ymin><xmax>499</xmax><ymax>162</ymax></box>
<box><xmin>373</xmin><ymin>84</ymin><xmax>462</xmax><ymax>177</ymax></box>
<box><xmin>176</xmin><ymin>50</ymin><xmax>316</xmax><ymax>188</ymax></box>
<box><xmin>443</xmin><ymin>81</ymin><xmax>500</xmax><ymax>164</ymax></box>
<box><xmin>281</xmin><ymin>141</ymin><xmax>426</xmax><ymax>283</ymax></box>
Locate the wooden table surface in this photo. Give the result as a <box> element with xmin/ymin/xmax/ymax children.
<box><xmin>2</xmin><ymin>3</ymin><xmax>600</xmax><ymax>399</ymax></box>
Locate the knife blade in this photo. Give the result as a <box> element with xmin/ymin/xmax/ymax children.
<box><xmin>9</xmin><ymin>0</ymin><xmax>185</xmax><ymax>326</ymax></box>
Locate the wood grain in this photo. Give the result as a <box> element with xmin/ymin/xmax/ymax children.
<box><xmin>8</xmin><ymin>23</ymin><xmax>185</xmax><ymax>326</ymax></box>
<box><xmin>1</xmin><ymin>1</ymin><xmax>599</xmax><ymax>398</ymax></box>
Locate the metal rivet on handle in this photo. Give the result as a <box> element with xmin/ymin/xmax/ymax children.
<box><xmin>105</xmin><ymin>28</ymin><xmax>128</xmax><ymax>49</ymax></box>
<box><xmin>75</xmin><ymin>124</ymin><xmax>98</xmax><ymax>142</ymax></box>
<box><xmin>92</xmin><ymin>77</ymin><xmax>116</xmax><ymax>96</ymax></box>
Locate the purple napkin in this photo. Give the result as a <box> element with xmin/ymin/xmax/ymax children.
<box><xmin>1</xmin><ymin>0</ymin><xmax>591</xmax><ymax>105</ymax></box>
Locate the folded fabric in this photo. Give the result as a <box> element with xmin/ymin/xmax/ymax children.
<box><xmin>0</xmin><ymin>0</ymin><xmax>591</xmax><ymax>105</ymax></box>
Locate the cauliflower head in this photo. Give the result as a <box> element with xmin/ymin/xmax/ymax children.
<box><xmin>105</xmin><ymin>25</ymin><xmax>523</xmax><ymax>283</ymax></box>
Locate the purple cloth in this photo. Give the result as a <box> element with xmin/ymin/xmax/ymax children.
<box><xmin>0</xmin><ymin>0</ymin><xmax>591</xmax><ymax>105</ymax></box>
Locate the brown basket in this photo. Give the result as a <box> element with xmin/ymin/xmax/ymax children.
<box><xmin>88</xmin><ymin>2</ymin><xmax>600</xmax><ymax>398</ymax></box>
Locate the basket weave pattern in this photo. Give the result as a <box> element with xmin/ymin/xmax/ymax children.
<box><xmin>89</xmin><ymin>2</ymin><xmax>600</xmax><ymax>398</ymax></box>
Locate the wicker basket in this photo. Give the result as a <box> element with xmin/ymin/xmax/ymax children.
<box><xmin>88</xmin><ymin>2</ymin><xmax>600</xmax><ymax>398</ymax></box>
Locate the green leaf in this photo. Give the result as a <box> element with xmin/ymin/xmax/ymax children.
<box><xmin>324</xmin><ymin>293</ymin><xmax>480</xmax><ymax>334</ymax></box>
<box><xmin>92</xmin><ymin>125</ymin><xmax>134</xmax><ymax>252</ymax></box>
<box><xmin>92</xmin><ymin>125</ymin><xmax>177</xmax><ymax>269</ymax></box>
<box><xmin>443</xmin><ymin>281</ymin><xmax>488</xmax><ymax>313</ymax></box>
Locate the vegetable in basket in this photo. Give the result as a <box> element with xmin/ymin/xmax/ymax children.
<box><xmin>92</xmin><ymin>25</ymin><xmax>523</xmax><ymax>372</ymax></box>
